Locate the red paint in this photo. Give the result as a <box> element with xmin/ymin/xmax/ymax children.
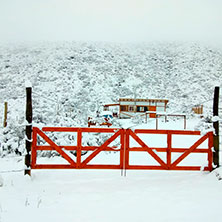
<box><xmin>31</xmin><ymin>127</ymin><xmax>213</xmax><ymax>172</ymax></box>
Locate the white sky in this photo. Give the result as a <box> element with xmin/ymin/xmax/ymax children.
<box><xmin>0</xmin><ymin>0</ymin><xmax>222</xmax><ymax>44</ymax></box>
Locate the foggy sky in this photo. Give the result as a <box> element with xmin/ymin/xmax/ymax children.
<box><xmin>0</xmin><ymin>0</ymin><xmax>221</xmax><ymax>45</ymax></box>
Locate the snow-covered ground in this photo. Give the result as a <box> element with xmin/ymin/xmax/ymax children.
<box><xmin>1</xmin><ymin>157</ymin><xmax>222</xmax><ymax>222</ymax></box>
<box><xmin>1</xmin><ymin>117</ymin><xmax>222</xmax><ymax>222</ymax></box>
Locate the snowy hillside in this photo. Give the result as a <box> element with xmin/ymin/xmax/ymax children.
<box><xmin>0</xmin><ymin>41</ymin><xmax>222</xmax><ymax>155</ymax></box>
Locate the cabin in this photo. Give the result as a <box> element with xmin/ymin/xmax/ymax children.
<box><xmin>103</xmin><ymin>98</ymin><xmax>169</xmax><ymax>119</ymax></box>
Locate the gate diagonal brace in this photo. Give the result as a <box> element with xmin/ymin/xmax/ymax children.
<box><xmin>171</xmin><ymin>133</ymin><xmax>209</xmax><ymax>168</ymax></box>
<box><xmin>128</xmin><ymin>129</ymin><xmax>168</xmax><ymax>169</ymax></box>
<box><xmin>35</xmin><ymin>127</ymin><xmax>76</xmax><ymax>167</ymax></box>
<box><xmin>80</xmin><ymin>130</ymin><xmax>122</xmax><ymax>168</ymax></box>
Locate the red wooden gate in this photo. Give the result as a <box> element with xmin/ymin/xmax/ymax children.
<box><xmin>31</xmin><ymin>127</ymin><xmax>125</xmax><ymax>170</ymax></box>
<box><xmin>125</xmin><ymin>129</ymin><xmax>213</xmax><ymax>171</ymax></box>
<box><xmin>31</xmin><ymin>127</ymin><xmax>213</xmax><ymax>171</ymax></box>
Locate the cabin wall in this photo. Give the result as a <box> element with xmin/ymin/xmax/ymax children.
<box><xmin>119</xmin><ymin>99</ymin><xmax>168</xmax><ymax>118</ymax></box>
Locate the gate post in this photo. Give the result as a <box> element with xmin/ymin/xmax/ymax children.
<box><xmin>167</xmin><ymin>132</ymin><xmax>172</xmax><ymax>169</ymax></box>
<box><xmin>77</xmin><ymin>129</ymin><xmax>82</xmax><ymax>168</ymax></box>
<box><xmin>213</xmin><ymin>86</ymin><xmax>219</xmax><ymax>168</ymax></box>
<box><xmin>123</xmin><ymin>129</ymin><xmax>130</xmax><ymax>176</ymax></box>
<box><xmin>120</xmin><ymin>129</ymin><xmax>125</xmax><ymax>175</ymax></box>
<box><xmin>208</xmin><ymin>132</ymin><xmax>213</xmax><ymax>171</ymax></box>
<box><xmin>25</xmin><ymin>85</ymin><xmax>32</xmax><ymax>176</ymax></box>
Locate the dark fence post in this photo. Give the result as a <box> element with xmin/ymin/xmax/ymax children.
<box><xmin>213</xmin><ymin>86</ymin><xmax>219</xmax><ymax>168</ymax></box>
<box><xmin>25</xmin><ymin>86</ymin><xmax>32</xmax><ymax>176</ymax></box>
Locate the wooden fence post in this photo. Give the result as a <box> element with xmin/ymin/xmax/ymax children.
<box><xmin>3</xmin><ymin>101</ymin><xmax>8</xmax><ymax>127</ymax></box>
<box><xmin>25</xmin><ymin>86</ymin><xmax>32</xmax><ymax>176</ymax></box>
<box><xmin>213</xmin><ymin>86</ymin><xmax>219</xmax><ymax>168</ymax></box>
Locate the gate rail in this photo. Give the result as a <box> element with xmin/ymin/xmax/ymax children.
<box><xmin>31</xmin><ymin>127</ymin><xmax>213</xmax><ymax>172</ymax></box>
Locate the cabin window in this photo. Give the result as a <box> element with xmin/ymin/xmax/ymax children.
<box><xmin>140</xmin><ymin>107</ymin><xmax>145</xmax><ymax>112</ymax></box>
<box><xmin>120</xmin><ymin>105</ymin><xmax>127</xmax><ymax>111</ymax></box>
<box><xmin>136</xmin><ymin>106</ymin><xmax>148</xmax><ymax>112</ymax></box>
<box><xmin>128</xmin><ymin>106</ymin><xmax>134</xmax><ymax>112</ymax></box>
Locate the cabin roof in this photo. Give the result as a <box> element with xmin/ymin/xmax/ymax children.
<box><xmin>119</xmin><ymin>98</ymin><xmax>169</xmax><ymax>103</ymax></box>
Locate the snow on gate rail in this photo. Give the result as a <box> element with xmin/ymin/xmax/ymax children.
<box><xmin>31</xmin><ymin>127</ymin><xmax>213</xmax><ymax>171</ymax></box>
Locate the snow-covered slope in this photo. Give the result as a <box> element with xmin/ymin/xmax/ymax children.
<box><xmin>0</xmin><ymin>41</ymin><xmax>222</xmax><ymax>155</ymax></box>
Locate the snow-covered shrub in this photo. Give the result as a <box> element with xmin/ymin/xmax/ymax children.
<box><xmin>0</xmin><ymin>41</ymin><xmax>222</xmax><ymax>156</ymax></box>
<box><xmin>0</xmin><ymin>116</ymin><xmax>25</xmax><ymax>156</ymax></box>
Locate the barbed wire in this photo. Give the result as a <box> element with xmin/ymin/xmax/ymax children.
<box><xmin>0</xmin><ymin>155</ymin><xmax>25</xmax><ymax>158</ymax></box>
<box><xmin>0</xmin><ymin>169</ymin><xmax>24</xmax><ymax>174</ymax></box>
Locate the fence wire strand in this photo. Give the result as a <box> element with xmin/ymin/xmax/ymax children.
<box><xmin>0</xmin><ymin>169</ymin><xmax>24</xmax><ymax>174</ymax></box>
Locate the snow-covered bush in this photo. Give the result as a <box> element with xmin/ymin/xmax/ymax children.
<box><xmin>0</xmin><ymin>41</ymin><xmax>221</xmax><ymax>156</ymax></box>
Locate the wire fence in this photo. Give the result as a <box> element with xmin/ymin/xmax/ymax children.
<box><xmin>0</xmin><ymin>169</ymin><xmax>24</xmax><ymax>174</ymax></box>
